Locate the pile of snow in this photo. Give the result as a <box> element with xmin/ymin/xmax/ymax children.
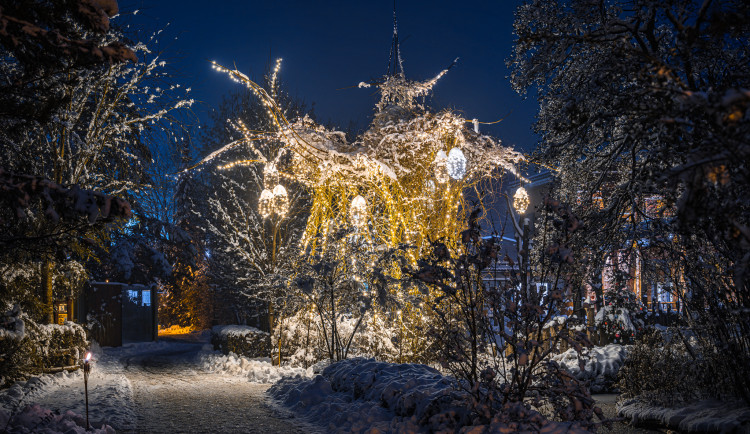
<box><xmin>619</xmin><ymin>398</ymin><xmax>750</xmax><ymax>432</ymax></box>
<box><xmin>551</xmin><ymin>344</ymin><xmax>628</xmax><ymax>392</ymax></box>
<box><xmin>212</xmin><ymin>324</ymin><xmax>264</xmax><ymax>338</ymax></box>
<box><xmin>200</xmin><ymin>352</ymin><xmax>311</xmax><ymax>384</ymax></box>
<box><xmin>269</xmin><ymin>358</ymin><xmax>588</xmax><ymax>433</ymax></box>
<box><xmin>0</xmin><ymin>404</ymin><xmax>114</xmax><ymax>433</ymax></box>
<box><xmin>0</xmin><ymin>355</ymin><xmax>136</xmax><ymax>431</ymax></box>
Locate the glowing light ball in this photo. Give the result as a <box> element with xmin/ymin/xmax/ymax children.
<box><xmin>272</xmin><ymin>184</ymin><xmax>289</xmax><ymax>217</ymax></box>
<box><xmin>513</xmin><ymin>186</ymin><xmax>529</xmax><ymax>214</ymax></box>
<box><xmin>349</xmin><ymin>195</ymin><xmax>368</xmax><ymax>228</ymax></box>
<box><xmin>447</xmin><ymin>147</ymin><xmax>466</xmax><ymax>180</ymax></box>
<box><xmin>259</xmin><ymin>189</ymin><xmax>274</xmax><ymax>218</ymax></box>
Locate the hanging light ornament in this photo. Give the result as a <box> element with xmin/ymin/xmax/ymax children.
<box><xmin>263</xmin><ymin>162</ymin><xmax>279</xmax><ymax>189</ymax></box>
<box><xmin>433</xmin><ymin>150</ymin><xmax>449</xmax><ymax>183</ymax></box>
<box><xmin>513</xmin><ymin>186</ymin><xmax>530</xmax><ymax>214</ymax></box>
<box><xmin>446</xmin><ymin>147</ymin><xmax>467</xmax><ymax>180</ymax></box>
<box><xmin>349</xmin><ymin>195</ymin><xmax>368</xmax><ymax>228</ymax></box>
<box><xmin>273</xmin><ymin>184</ymin><xmax>289</xmax><ymax>217</ymax></box>
<box><xmin>259</xmin><ymin>189</ymin><xmax>274</xmax><ymax>218</ymax></box>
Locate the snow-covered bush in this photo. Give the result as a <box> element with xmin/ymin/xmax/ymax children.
<box><xmin>274</xmin><ymin>310</ymin><xmax>399</xmax><ymax>367</ymax></box>
<box><xmin>403</xmin><ymin>205</ymin><xmax>604</xmax><ymax>428</ymax></box>
<box><xmin>617</xmin><ymin>328</ymin><xmax>720</xmax><ymax>406</ymax></box>
<box><xmin>1</xmin><ymin>306</ymin><xmax>88</xmax><ymax>388</ymax></box>
<box><xmin>211</xmin><ymin>325</ymin><xmax>270</xmax><ymax>359</ymax></box>
<box><xmin>595</xmin><ymin>305</ymin><xmax>643</xmax><ymax>345</ymax></box>
<box><xmin>269</xmin><ymin>358</ymin><xmax>591</xmax><ymax>433</ymax></box>
<box><xmin>552</xmin><ymin>344</ymin><xmax>628</xmax><ymax>392</ymax></box>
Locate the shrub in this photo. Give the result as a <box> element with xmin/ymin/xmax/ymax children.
<box><xmin>617</xmin><ymin>328</ymin><xmax>722</xmax><ymax>406</ymax></box>
<box><xmin>211</xmin><ymin>325</ymin><xmax>270</xmax><ymax>359</ymax></box>
<box><xmin>1</xmin><ymin>305</ymin><xmax>88</xmax><ymax>388</ymax></box>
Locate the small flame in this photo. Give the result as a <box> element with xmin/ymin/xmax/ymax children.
<box><xmin>84</xmin><ymin>352</ymin><xmax>92</xmax><ymax>362</ymax></box>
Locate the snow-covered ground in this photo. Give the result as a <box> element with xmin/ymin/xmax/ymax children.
<box><xmin>0</xmin><ymin>362</ymin><xmax>132</xmax><ymax>432</ymax></box>
<box><xmin>618</xmin><ymin>397</ymin><xmax>750</xmax><ymax>432</ymax></box>
<box><xmin>0</xmin><ymin>331</ymin><xmax>312</xmax><ymax>433</ymax></box>
<box><xmin>552</xmin><ymin>344</ymin><xmax>628</xmax><ymax>392</ymax></box>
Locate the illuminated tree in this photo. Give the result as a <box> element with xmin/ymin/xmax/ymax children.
<box><xmin>199</xmin><ymin>44</ymin><xmax>524</xmax><ymax>261</ymax></box>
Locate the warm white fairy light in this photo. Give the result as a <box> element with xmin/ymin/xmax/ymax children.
<box><xmin>446</xmin><ymin>147</ymin><xmax>467</xmax><ymax>180</ymax></box>
<box><xmin>199</xmin><ymin>56</ymin><xmax>525</xmax><ymax>254</ymax></box>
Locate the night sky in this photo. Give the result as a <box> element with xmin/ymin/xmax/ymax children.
<box><xmin>123</xmin><ymin>1</ymin><xmax>538</xmax><ymax>153</ymax></box>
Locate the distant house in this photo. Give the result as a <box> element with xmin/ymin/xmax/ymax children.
<box><xmin>495</xmin><ymin>171</ymin><xmax>683</xmax><ymax>315</ymax></box>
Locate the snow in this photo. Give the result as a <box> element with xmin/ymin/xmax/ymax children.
<box><xmin>551</xmin><ymin>344</ymin><xmax>628</xmax><ymax>393</ymax></box>
<box><xmin>0</xmin><ymin>362</ymin><xmax>134</xmax><ymax>432</ymax></box>
<box><xmin>0</xmin><ymin>404</ymin><xmax>115</xmax><ymax>434</ymax></box>
<box><xmin>0</xmin><ymin>333</ymin><xmax>313</xmax><ymax>433</ymax></box>
<box><xmin>268</xmin><ymin>357</ymin><xmax>588</xmax><ymax>433</ymax></box>
<box><xmin>200</xmin><ymin>352</ymin><xmax>312</xmax><ymax>384</ymax></box>
<box><xmin>618</xmin><ymin>397</ymin><xmax>750</xmax><ymax>432</ymax></box>
<box><xmin>212</xmin><ymin>324</ymin><xmax>265</xmax><ymax>338</ymax></box>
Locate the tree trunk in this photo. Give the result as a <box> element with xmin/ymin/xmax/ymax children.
<box><xmin>42</xmin><ymin>259</ymin><xmax>54</xmax><ymax>324</ymax></box>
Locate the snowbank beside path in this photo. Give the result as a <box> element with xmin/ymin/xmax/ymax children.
<box><xmin>200</xmin><ymin>352</ymin><xmax>312</xmax><ymax>383</ymax></box>
<box><xmin>552</xmin><ymin>344</ymin><xmax>628</xmax><ymax>393</ymax></box>
<box><xmin>618</xmin><ymin>398</ymin><xmax>750</xmax><ymax>432</ymax></box>
<box><xmin>0</xmin><ymin>404</ymin><xmax>115</xmax><ymax>434</ymax></box>
<box><xmin>0</xmin><ymin>364</ymin><xmax>133</xmax><ymax>432</ymax></box>
<box><xmin>269</xmin><ymin>358</ymin><xmax>589</xmax><ymax>433</ymax></box>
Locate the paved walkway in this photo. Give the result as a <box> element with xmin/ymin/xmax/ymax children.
<box><xmin>118</xmin><ymin>337</ymin><xmax>304</xmax><ymax>434</ymax></box>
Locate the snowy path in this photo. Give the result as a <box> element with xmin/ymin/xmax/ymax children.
<box><xmin>115</xmin><ymin>336</ymin><xmax>305</xmax><ymax>434</ymax></box>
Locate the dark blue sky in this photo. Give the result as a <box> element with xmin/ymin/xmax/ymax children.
<box><xmin>123</xmin><ymin>1</ymin><xmax>538</xmax><ymax>152</ymax></box>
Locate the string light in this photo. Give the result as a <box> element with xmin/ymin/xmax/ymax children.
<box><xmin>201</xmin><ymin>57</ymin><xmax>525</xmax><ymax>256</ymax></box>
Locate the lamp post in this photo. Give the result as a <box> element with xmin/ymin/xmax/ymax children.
<box><xmin>83</xmin><ymin>351</ymin><xmax>92</xmax><ymax>429</ymax></box>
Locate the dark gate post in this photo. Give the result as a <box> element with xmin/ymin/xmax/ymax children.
<box><xmin>152</xmin><ymin>285</ymin><xmax>159</xmax><ymax>342</ymax></box>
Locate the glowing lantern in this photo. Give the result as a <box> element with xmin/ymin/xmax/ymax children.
<box><xmin>349</xmin><ymin>195</ymin><xmax>368</xmax><ymax>228</ymax></box>
<box><xmin>259</xmin><ymin>189</ymin><xmax>274</xmax><ymax>218</ymax></box>
<box><xmin>273</xmin><ymin>184</ymin><xmax>289</xmax><ymax>217</ymax></box>
<box><xmin>433</xmin><ymin>150</ymin><xmax>449</xmax><ymax>183</ymax></box>
<box><xmin>513</xmin><ymin>186</ymin><xmax>529</xmax><ymax>214</ymax></box>
<box><xmin>447</xmin><ymin>147</ymin><xmax>466</xmax><ymax>180</ymax></box>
